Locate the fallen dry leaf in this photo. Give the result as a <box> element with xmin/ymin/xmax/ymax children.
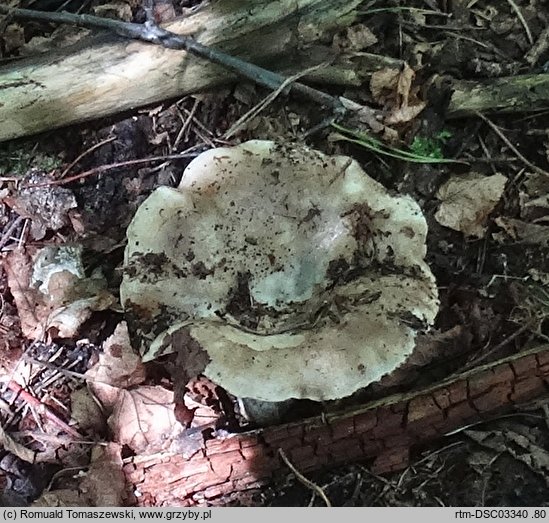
<box><xmin>3</xmin><ymin>246</ymin><xmax>116</xmax><ymax>340</ymax></box>
<box><xmin>79</xmin><ymin>444</ymin><xmax>127</xmax><ymax>505</ymax></box>
<box><xmin>369</xmin><ymin>63</ymin><xmax>425</xmax><ymax>125</ymax></box>
<box><xmin>92</xmin><ymin>2</ymin><xmax>133</xmax><ymax>21</ymax></box>
<box><xmin>85</xmin><ymin>322</ymin><xmax>146</xmax><ymax>389</ymax></box>
<box><xmin>3</xmin><ymin>248</ymin><xmax>47</xmax><ymax>339</ymax></box>
<box><xmin>519</xmin><ymin>172</ymin><xmax>549</xmax><ymax>223</ymax></box>
<box><xmin>346</xmin><ymin>24</ymin><xmax>378</xmax><ymax>50</ymax></box>
<box><xmin>91</xmin><ymin>384</ymin><xmax>181</xmax><ymax>454</ymax></box>
<box><xmin>21</xmin><ymin>26</ymin><xmax>91</xmax><ymax>56</ymax></box>
<box><xmin>385</xmin><ymin>101</ymin><xmax>427</xmax><ymax>126</ymax></box>
<box><xmin>0</xmin><ymin>424</ymin><xmax>35</xmax><ymax>464</ymax></box>
<box><xmin>495</xmin><ymin>217</ymin><xmax>549</xmax><ymax>247</ymax></box>
<box><xmin>70</xmin><ymin>387</ymin><xmax>106</xmax><ymax>435</ymax></box>
<box><xmin>33</xmin><ymin>443</ymin><xmax>127</xmax><ymax>507</ymax></box>
<box><xmin>334</xmin><ymin>23</ymin><xmax>378</xmax><ymax>52</ymax></box>
<box><xmin>3</xmin><ymin>24</ymin><xmax>25</xmax><ymax>54</ymax></box>
<box><xmin>4</xmin><ymin>172</ymin><xmax>77</xmax><ymax>241</ymax></box>
<box><xmin>435</xmin><ymin>173</ymin><xmax>507</xmax><ymax>237</ymax></box>
<box><xmin>370</xmin><ymin>67</ymin><xmax>401</xmax><ymax>104</ymax></box>
<box><xmin>466</xmin><ymin>428</ymin><xmax>549</xmax><ymax>481</ymax></box>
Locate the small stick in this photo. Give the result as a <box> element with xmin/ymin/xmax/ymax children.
<box><xmin>278</xmin><ymin>447</ymin><xmax>332</xmax><ymax>507</ymax></box>
<box><xmin>476</xmin><ymin>111</ymin><xmax>549</xmax><ymax>178</ymax></box>
<box><xmin>6</xmin><ymin>380</ymin><xmax>82</xmax><ymax>439</ymax></box>
<box><xmin>0</xmin><ymin>6</ymin><xmax>345</xmax><ymax>115</ymax></box>
<box><xmin>20</xmin><ymin>152</ymin><xmax>200</xmax><ymax>189</ymax></box>
<box><xmin>58</xmin><ymin>136</ymin><xmax>116</xmax><ymax>180</ymax></box>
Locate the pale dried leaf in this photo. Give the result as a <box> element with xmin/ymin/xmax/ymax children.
<box><xmin>33</xmin><ymin>489</ymin><xmax>88</xmax><ymax>507</ymax></box>
<box><xmin>466</xmin><ymin>428</ymin><xmax>549</xmax><ymax>477</ymax></box>
<box><xmin>79</xmin><ymin>444</ymin><xmax>126</xmax><ymax>506</ymax></box>
<box><xmin>3</xmin><ymin>248</ymin><xmax>47</xmax><ymax>339</ymax></box>
<box><xmin>92</xmin><ymin>2</ymin><xmax>133</xmax><ymax>21</ymax></box>
<box><xmin>519</xmin><ymin>172</ymin><xmax>549</xmax><ymax>221</ymax></box>
<box><xmin>370</xmin><ymin>67</ymin><xmax>400</xmax><ymax>103</ymax></box>
<box><xmin>3</xmin><ymin>247</ymin><xmax>116</xmax><ymax>340</ymax></box>
<box><xmin>396</xmin><ymin>63</ymin><xmax>415</xmax><ymax>107</ymax></box>
<box><xmin>3</xmin><ymin>24</ymin><xmax>25</xmax><ymax>54</ymax></box>
<box><xmin>5</xmin><ymin>172</ymin><xmax>76</xmax><ymax>240</ymax></box>
<box><xmin>86</xmin><ymin>322</ymin><xmax>146</xmax><ymax>388</ymax></box>
<box><xmin>346</xmin><ymin>24</ymin><xmax>378</xmax><ymax>50</ymax></box>
<box><xmin>0</xmin><ymin>424</ymin><xmax>35</xmax><ymax>463</ymax></box>
<box><xmin>33</xmin><ymin>443</ymin><xmax>126</xmax><ymax>507</ymax></box>
<box><xmin>435</xmin><ymin>173</ymin><xmax>507</xmax><ymax>237</ymax></box>
<box><xmin>48</xmin><ymin>291</ymin><xmax>117</xmax><ymax>338</ymax></box>
<box><xmin>386</xmin><ymin>101</ymin><xmax>426</xmax><ymax>125</ymax></box>
<box><xmin>495</xmin><ymin>217</ymin><xmax>549</xmax><ymax>247</ymax></box>
<box><xmin>21</xmin><ymin>26</ymin><xmax>91</xmax><ymax>56</ymax></box>
<box><xmin>108</xmin><ymin>386</ymin><xmax>180</xmax><ymax>453</ymax></box>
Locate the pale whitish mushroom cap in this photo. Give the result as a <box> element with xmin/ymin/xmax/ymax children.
<box><xmin>121</xmin><ymin>140</ymin><xmax>438</xmax><ymax>401</ymax></box>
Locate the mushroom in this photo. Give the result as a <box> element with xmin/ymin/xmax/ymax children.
<box><xmin>120</xmin><ymin>141</ymin><xmax>438</xmax><ymax>402</ymax></box>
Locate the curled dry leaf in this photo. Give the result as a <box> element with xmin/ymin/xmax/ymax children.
<box><xmin>21</xmin><ymin>26</ymin><xmax>91</xmax><ymax>56</ymax></box>
<box><xmin>465</xmin><ymin>428</ymin><xmax>549</xmax><ymax>478</ymax></box>
<box><xmin>0</xmin><ymin>424</ymin><xmax>35</xmax><ymax>464</ymax></box>
<box><xmin>333</xmin><ymin>24</ymin><xmax>378</xmax><ymax>52</ymax></box>
<box><xmin>369</xmin><ymin>63</ymin><xmax>426</xmax><ymax>125</ymax></box>
<box><xmin>435</xmin><ymin>173</ymin><xmax>507</xmax><ymax>238</ymax></box>
<box><xmin>85</xmin><ymin>322</ymin><xmax>146</xmax><ymax>389</ymax></box>
<box><xmin>493</xmin><ymin>171</ymin><xmax>549</xmax><ymax>247</ymax></box>
<box><xmin>3</xmin><ymin>246</ymin><xmax>116</xmax><ymax>339</ymax></box>
<box><xmin>70</xmin><ymin>387</ymin><xmax>106</xmax><ymax>435</ymax></box>
<box><xmin>90</xmin><ymin>385</ymin><xmax>181</xmax><ymax>454</ymax></box>
<box><xmin>3</xmin><ymin>24</ymin><xmax>25</xmax><ymax>54</ymax></box>
<box><xmin>4</xmin><ymin>172</ymin><xmax>77</xmax><ymax>241</ymax></box>
<box><xmin>495</xmin><ymin>217</ymin><xmax>549</xmax><ymax>247</ymax></box>
<box><xmin>33</xmin><ymin>443</ymin><xmax>127</xmax><ymax>507</ymax></box>
<box><xmin>121</xmin><ymin>141</ymin><xmax>438</xmax><ymax>402</ymax></box>
<box><xmin>92</xmin><ymin>2</ymin><xmax>133</xmax><ymax>21</ymax></box>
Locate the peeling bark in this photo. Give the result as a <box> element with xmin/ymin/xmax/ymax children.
<box><xmin>123</xmin><ymin>344</ymin><xmax>549</xmax><ymax>506</ymax></box>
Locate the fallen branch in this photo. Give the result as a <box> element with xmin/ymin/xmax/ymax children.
<box><xmin>2</xmin><ymin>3</ymin><xmax>546</xmax><ymax>144</ymax></box>
<box><xmin>0</xmin><ymin>0</ymin><xmax>361</xmax><ymax>142</ymax></box>
<box><xmin>123</xmin><ymin>344</ymin><xmax>549</xmax><ymax>506</ymax></box>
<box><xmin>0</xmin><ymin>4</ymin><xmax>343</xmax><ymax>112</ymax></box>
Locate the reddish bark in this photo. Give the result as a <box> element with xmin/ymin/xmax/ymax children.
<box><xmin>123</xmin><ymin>345</ymin><xmax>549</xmax><ymax>506</ymax></box>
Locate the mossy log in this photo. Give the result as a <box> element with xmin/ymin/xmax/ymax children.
<box><xmin>0</xmin><ymin>0</ymin><xmax>361</xmax><ymax>143</ymax></box>
<box><xmin>2</xmin><ymin>1</ymin><xmax>549</xmax><ymax>144</ymax></box>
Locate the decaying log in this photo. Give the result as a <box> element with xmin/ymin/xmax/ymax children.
<box><xmin>123</xmin><ymin>344</ymin><xmax>549</xmax><ymax>506</ymax></box>
<box><xmin>307</xmin><ymin>67</ymin><xmax>549</xmax><ymax>119</ymax></box>
<box><xmin>0</xmin><ymin>0</ymin><xmax>362</xmax><ymax>143</ymax></box>
<box><xmin>448</xmin><ymin>74</ymin><xmax>549</xmax><ymax>118</ymax></box>
<box><xmin>3</xmin><ymin>0</ymin><xmax>549</xmax><ymax>144</ymax></box>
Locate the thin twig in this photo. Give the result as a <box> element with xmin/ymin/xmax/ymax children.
<box><xmin>20</xmin><ymin>152</ymin><xmax>200</xmax><ymax>188</ymax></box>
<box><xmin>278</xmin><ymin>448</ymin><xmax>332</xmax><ymax>507</ymax></box>
<box><xmin>0</xmin><ymin>216</ymin><xmax>24</xmax><ymax>251</ymax></box>
<box><xmin>59</xmin><ymin>136</ymin><xmax>116</xmax><ymax>179</ymax></box>
<box><xmin>223</xmin><ymin>63</ymin><xmax>330</xmax><ymax>139</ymax></box>
<box><xmin>504</xmin><ymin>0</ymin><xmax>533</xmax><ymax>45</ymax></box>
<box><xmin>463</xmin><ymin>323</ymin><xmax>532</xmax><ymax>369</ymax></box>
<box><xmin>0</xmin><ymin>5</ymin><xmax>345</xmax><ymax>114</ymax></box>
<box><xmin>174</xmin><ymin>98</ymin><xmax>200</xmax><ymax>150</ymax></box>
<box><xmin>475</xmin><ymin>111</ymin><xmax>549</xmax><ymax>178</ymax></box>
<box><xmin>6</xmin><ymin>380</ymin><xmax>82</xmax><ymax>439</ymax></box>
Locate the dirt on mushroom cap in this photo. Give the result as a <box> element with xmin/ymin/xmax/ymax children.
<box><xmin>121</xmin><ymin>140</ymin><xmax>439</xmax><ymax>401</ymax></box>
